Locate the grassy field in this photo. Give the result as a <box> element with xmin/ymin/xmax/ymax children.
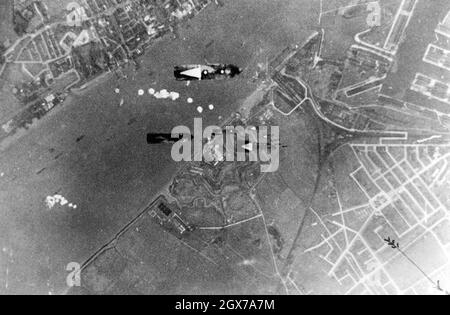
<box><xmin>0</xmin><ymin>80</ymin><xmax>22</xmax><ymax>125</ymax></box>
<box><xmin>0</xmin><ymin>0</ymin><xmax>18</xmax><ymax>45</ymax></box>
<box><xmin>0</xmin><ymin>63</ymin><xmax>29</xmax><ymax>125</ymax></box>
<box><xmin>41</xmin><ymin>0</ymin><xmax>78</xmax><ymax>20</ymax></box>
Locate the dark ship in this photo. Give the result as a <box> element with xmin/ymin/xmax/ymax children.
<box><xmin>147</xmin><ymin>133</ymin><xmax>189</xmax><ymax>144</ymax></box>
<box><xmin>174</xmin><ymin>64</ymin><xmax>242</xmax><ymax>81</ymax></box>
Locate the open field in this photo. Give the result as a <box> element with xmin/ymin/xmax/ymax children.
<box><xmin>41</xmin><ymin>0</ymin><xmax>75</xmax><ymax>21</ymax></box>
<box><xmin>0</xmin><ymin>0</ymin><xmax>18</xmax><ymax>45</ymax></box>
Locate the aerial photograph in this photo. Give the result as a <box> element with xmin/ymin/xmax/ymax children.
<box><xmin>1</xmin><ymin>0</ymin><xmax>450</xmax><ymax>300</ymax></box>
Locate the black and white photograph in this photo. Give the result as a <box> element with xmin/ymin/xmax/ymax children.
<box><xmin>0</xmin><ymin>0</ymin><xmax>449</xmax><ymax>300</ymax></box>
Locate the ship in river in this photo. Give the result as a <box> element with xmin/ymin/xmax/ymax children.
<box><xmin>174</xmin><ymin>63</ymin><xmax>242</xmax><ymax>81</ymax></box>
